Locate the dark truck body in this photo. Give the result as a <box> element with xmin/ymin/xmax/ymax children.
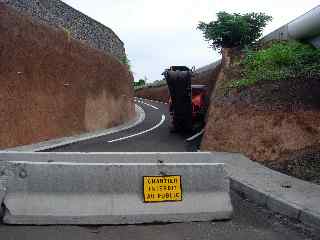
<box><xmin>163</xmin><ymin>66</ymin><xmax>208</xmax><ymax>133</ymax></box>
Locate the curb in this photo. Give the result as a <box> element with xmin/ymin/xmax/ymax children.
<box><xmin>5</xmin><ymin>104</ymin><xmax>145</xmax><ymax>152</ymax></box>
<box><xmin>215</xmin><ymin>152</ymin><xmax>320</xmax><ymax>230</ymax></box>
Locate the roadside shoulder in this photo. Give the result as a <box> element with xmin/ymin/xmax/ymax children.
<box><xmin>5</xmin><ymin>104</ymin><xmax>145</xmax><ymax>152</ymax></box>
<box><xmin>213</xmin><ymin>152</ymin><xmax>320</xmax><ymax>230</ymax></box>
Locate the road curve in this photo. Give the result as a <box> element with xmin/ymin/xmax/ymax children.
<box><xmin>48</xmin><ymin>98</ymin><xmax>192</xmax><ymax>152</ymax></box>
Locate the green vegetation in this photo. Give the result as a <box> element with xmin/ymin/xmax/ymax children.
<box><xmin>134</xmin><ymin>78</ymin><xmax>146</xmax><ymax>87</ymax></box>
<box><xmin>230</xmin><ymin>41</ymin><xmax>320</xmax><ymax>88</ymax></box>
<box><xmin>197</xmin><ymin>12</ymin><xmax>272</xmax><ymax>50</ymax></box>
<box><xmin>120</xmin><ymin>55</ymin><xmax>132</xmax><ymax>71</ymax></box>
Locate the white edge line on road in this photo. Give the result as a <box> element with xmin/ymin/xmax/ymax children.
<box><xmin>134</xmin><ymin>99</ymin><xmax>159</xmax><ymax>110</ymax></box>
<box><xmin>135</xmin><ymin>97</ymin><xmax>168</xmax><ymax>105</ymax></box>
<box><xmin>108</xmin><ymin>114</ymin><xmax>166</xmax><ymax>143</ymax></box>
<box><xmin>7</xmin><ymin>161</ymin><xmax>223</xmax><ymax>166</ymax></box>
<box><xmin>186</xmin><ymin>128</ymin><xmax>205</xmax><ymax>142</ymax></box>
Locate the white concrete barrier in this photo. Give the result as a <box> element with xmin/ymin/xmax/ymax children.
<box><xmin>288</xmin><ymin>6</ymin><xmax>320</xmax><ymax>40</ymax></box>
<box><xmin>0</xmin><ymin>152</ymin><xmax>233</xmax><ymax>225</ymax></box>
<box><xmin>262</xmin><ymin>5</ymin><xmax>320</xmax><ymax>48</ymax></box>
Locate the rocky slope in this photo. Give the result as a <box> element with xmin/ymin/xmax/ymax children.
<box><xmin>0</xmin><ymin>4</ymin><xmax>134</xmax><ymax>149</ymax></box>
<box><xmin>4</xmin><ymin>0</ymin><xmax>125</xmax><ymax>60</ymax></box>
<box><xmin>201</xmin><ymin>48</ymin><xmax>320</xmax><ymax>184</ymax></box>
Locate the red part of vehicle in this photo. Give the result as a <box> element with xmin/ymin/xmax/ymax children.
<box><xmin>169</xmin><ymin>85</ymin><xmax>208</xmax><ymax>128</ymax></box>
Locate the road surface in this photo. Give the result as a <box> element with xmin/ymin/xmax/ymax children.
<box><xmin>1</xmin><ymin>98</ymin><xmax>317</xmax><ymax>240</ymax></box>
<box><xmin>47</xmin><ymin>98</ymin><xmax>193</xmax><ymax>152</ymax></box>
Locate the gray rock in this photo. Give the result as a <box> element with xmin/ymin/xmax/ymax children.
<box><xmin>4</xmin><ymin>0</ymin><xmax>126</xmax><ymax>61</ymax></box>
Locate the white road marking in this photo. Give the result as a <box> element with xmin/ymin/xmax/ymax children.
<box><xmin>134</xmin><ymin>99</ymin><xmax>159</xmax><ymax>110</ymax></box>
<box><xmin>108</xmin><ymin>114</ymin><xmax>166</xmax><ymax>143</ymax></box>
<box><xmin>186</xmin><ymin>128</ymin><xmax>205</xmax><ymax>142</ymax></box>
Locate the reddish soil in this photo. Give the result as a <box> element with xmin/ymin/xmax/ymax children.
<box><xmin>201</xmin><ymin>47</ymin><xmax>320</xmax><ymax>184</ymax></box>
<box><xmin>201</xmin><ymin>94</ymin><xmax>320</xmax><ymax>184</ymax></box>
<box><xmin>202</xmin><ymin>100</ymin><xmax>320</xmax><ymax>162</ymax></box>
<box><xmin>0</xmin><ymin>4</ymin><xmax>135</xmax><ymax>149</ymax></box>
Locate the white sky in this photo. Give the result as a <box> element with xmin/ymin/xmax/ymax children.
<box><xmin>63</xmin><ymin>0</ymin><xmax>319</xmax><ymax>82</ymax></box>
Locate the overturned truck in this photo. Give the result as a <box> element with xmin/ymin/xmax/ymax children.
<box><xmin>163</xmin><ymin>66</ymin><xmax>208</xmax><ymax>133</ymax></box>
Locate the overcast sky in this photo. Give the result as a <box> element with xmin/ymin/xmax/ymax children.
<box><xmin>64</xmin><ymin>0</ymin><xmax>319</xmax><ymax>82</ymax></box>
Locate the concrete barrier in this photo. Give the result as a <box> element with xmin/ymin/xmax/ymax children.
<box><xmin>0</xmin><ymin>152</ymin><xmax>233</xmax><ymax>225</ymax></box>
<box><xmin>288</xmin><ymin>6</ymin><xmax>320</xmax><ymax>40</ymax></box>
<box><xmin>262</xmin><ymin>5</ymin><xmax>320</xmax><ymax>48</ymax></box>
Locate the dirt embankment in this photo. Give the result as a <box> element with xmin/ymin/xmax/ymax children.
<box><xmin>135</xmin><ymin>63</ymin><xmax>221</xmax><ymax>103</ymax></box>
<box><xmin>0</xmin><ymin>4</ymin><xmax>135</xmax><ymax>149</ymax></box>
<box><xmin>135</xmin><ymin>86</ymin><xmax>170</xmax><ymax>103</ymax></box>
<box><xmin>201</xmin><ymin>48</ymin><xmax>320</xmax><ymax>184</ymax></box>
<box><xmin>192</xmin><ymin>61</ymin><xmax>221</xmax><ymax>95</ymax></box>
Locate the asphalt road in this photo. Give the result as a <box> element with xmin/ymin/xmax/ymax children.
<box><xmin>48</xmin><ymin>98</ymin><xmax>192</xmax><ymax>152</ymax></box>
<box><xmin>1</xmin><ymin>98</ymin><xmax>318</xmax><ymax>239</ymax></box>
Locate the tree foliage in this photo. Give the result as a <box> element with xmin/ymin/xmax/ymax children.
<box><xmin>197</xmin><ymin>12</ymin><xmax>272</xmax><ymax>50</ymax></box>
<box><xmin>133</xmin><ymin>79</ymin><xmax>146</xmax><ymax>87</ymax></box>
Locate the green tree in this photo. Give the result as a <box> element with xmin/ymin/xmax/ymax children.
<box><xmin>197</xmin><ymin>12</ymin><xmax>272</xmax><ymax>51</ymax></box>
<box><xmin>133</xmin><ymin>78</ymin><xmax>146</xmax><ymax>87</ymax></box>
<box><xmin>138</xmin><ymin>79</ymin><xmax>146</xmax><ymax>86</ymax></box>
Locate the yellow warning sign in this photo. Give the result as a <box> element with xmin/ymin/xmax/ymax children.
<box><xmin>143</xmin><ymin>176</ymin><xmax>182</xmax><ymax>202</ymax></box>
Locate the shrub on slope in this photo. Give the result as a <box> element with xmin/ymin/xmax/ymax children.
<box><xmin>230</xmin><ymin>41</ymin><xmax>320</xmax><ymax>88</ymax></box>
